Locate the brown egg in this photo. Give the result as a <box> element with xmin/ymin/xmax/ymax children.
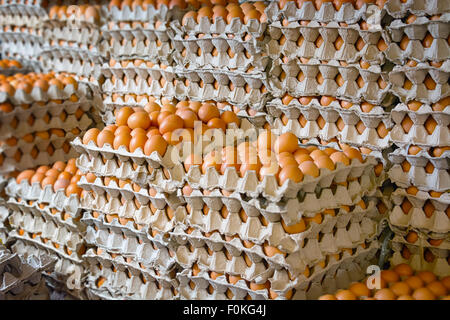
<box><xmin>127</xmin><ymin>112</ymin><xmax>151</xmax><ymax>130</ymax></box>
<box><xmin>159</xmin><ymin>114</ymin><xmax>184</xmax><ymax>135</ymax></box>
<box><xmin>278</xmin><ymin>165</ymin><xmax>303</xmax><ymax>185</ymax></box>
<box><xmin>343</xmin><ymin>147</ymin><xmax>363</xmax><ymax>163</ymax></box>
<box><xmin>349</xmin><ymin>282</ymin><xmax>370</xmax><ymax>298</ymax></box>
<box><xmin>226</xmin><ymin>7</ymin><xmax>244</xmax><ymax>24</ymax></box>
<box><xmin>53</xmin><ymin>178</ymin><xmax>70</xmax><ymax>191</ymax></box>
<box><xmin>113</xmin><ymin>132</ymin><xmax>132</xmax><ymax>151</ymax></box>
<box><xmin>412</xmin><ymin>287</ymin><xmax>436</xmax><ymax>300</ymax></box>
<box><xmin>405</xmin><ymin>276</ymin><xmax>424</xmax><ymax>290</ymax></box>
<box><xmin>82</xmin><ymin>128</ymin><xmax>100</xmax><ymax>145</ymax></box>
<box><xmin>198</xmin><ymin>103</ymin><xmax>220</xmax><ymax>123</ymax></box>
<box><xmin>175</xmin><ymin>109</ymin><xmax>198</xmax><ymax>129</ymax></box>
<box><xmin>115</xmin><ymin>107</ymin><xmax>134</xmax><ymax>126</ymax></box>
<box><xmin>319</xmin><ymin>294</ymin><xmax>337</xmax><ymax>300</ymax></box>
<box><xmin>197</xmin><ymin>6</ymin><xmax>213</xmax><ymax>23</ymax></box>
<box><xmin>281</xmin><ymin>218</ymin><xmax>306</xmax><ymax>234</ymax></box>
<box><xmin>315</xmin><ymin>155</ymin><xmax>335</xmax><ymax>171</ymax></box>
<box><xmin>273</xmin><ymin>132</ymin><xmax>298</xmax><ymax>154</ymax></box>
<box><xmin>66</xmin><ymin>184</ymin><xmax>81</xmax><ymax>197</ymax></box>
<box><xmin>417</xmin><ymin>271</ymin><xmax>437</xmax><ymax>285</ymax></box>
<box><xmin>374</xmin><ymin>288</ymin><xmax>396</xmax><ymax>300</ymax></box>
<box><xmin>329</xmin><ymin>152</ymin><xmax>350</xmax><ymax>165</ymax></box>
<box><xmin>96</xmin><ymin>130</ymin><xmax>115</xmax><ymax>148</ymax></box>
<box><xmin>129</xmin><ymin>133</ymin><xmax>147</xmax><ymax>153</ymax></box>
<box><xmin>335</xmin><ymin>290</ymin><xmax>357</xmax><ymax>300</ymax></box>
<box><xmin>299</xmin><ymin>161</ymin><xmax>320</xmax><ymax>178</ymax></box>
<box><xmin>144</xmin><ymin>134</ymin><xmax>168</xmax><ymax>156</ymax></box>
<box><xmin>427</xmin><ymin>281</ymin><xmax>447</xmax><ymax>297</ymax></box>
<box><xmin>220</xmin><ymin>110</ymin><xmax>240</xmax><ymax>126</ymax></box>
<box><xmin>393</xmin><ymin>263</ymin><xmax>414</xmax><ymax>277</ymax></box>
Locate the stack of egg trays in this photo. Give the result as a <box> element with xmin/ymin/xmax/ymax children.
<box><xmin>39</xmin><ymin>4</ymin><xmax>107</xmax><ymax>90</ymax></box>
<box><xmin>264</xmin><ymin>1</ymin><xmax>396</xmax><ymax>150</ymax></box>
<box><xmin>98</xmin><ymin>1</ymin><xmax>192</xmax><ymax>123</ymax></box>
<box><xmin>74</xmin><ymin>127</ymin><xmax>387</xmax><ymax>300</ymax></box>
<box><xmin>0</xmin><ymin>245</ymin><xmax>55</xmax><ymax>300</ymax></box>
<box><xmin>75</xmin><ymin>168</ymin><xmax>180</xmax><ymax>299</ymax></box>
<box><xmin>0</xmin><ymin>78</ymin><xmax>96</xmax><ymax>174</ymax></box>
<box><xmin>4</xmin><ymin>177</ymin><xmax>89</xmax><ymax>299</ymax></box>
<box><xmin>385</xmin><ymin>0</ymin><xmax>450</xmax><ymax>276</ymax></box>
<box><xmin>0</xmin><ymin>0</ymin><xmax>47</xmax><ymax>71</ymax></box>
<box><xmin>169</xmin><ymin>8</ymin><xmax>271</xmax><ymax>111</ymax></box>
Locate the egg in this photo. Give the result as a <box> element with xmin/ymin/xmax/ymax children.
<box><xmin>53</xmin><ymin>178</ymin><xmax>70</xmax><ymax>191</ymax></box>
<box><xmin>412</xmin><ymin>287</ymin><xmax>436</xmax><ymax>300</ymax></box>
<box><xmin>82</xmin><ymin>128</ymin><xmax>100</xmax><ymax>145</ymax></box>
<box><xmin>319</xmin><ymin>294</ymin><xmax>337</xmax><ymax>300</ymax></box>
<box><xmin>374</xmin><ymin>288</ymin><xmax>396</xmax><ymax>300</ymax></box>
<box><xmin>393</xmin><ymin>263</ymin><xmax>414</xmax><ymax>277</ymax></box>
<box><xmin>66</xmin><ymin>183</ymin><xmax>81</xmax><ymax>197</ymax></box>
<box><xmin>335</xmin><ymin>290</ymin><xmax>357</xmax><ymax>300</ymax></box>
<box><xmin>226</xmin><ymin>6</ymin><xmax>244</xmax><ymax>24</ymax></box>
<box><xmin>405</xmin><ymin>276</ymin><xmax>424</xmax><ymax>290</ymax></box>
<box><xmin>128</xmin><ymin>133</ymin><xmax>147</xmax><ymax>153</ymax></box>
<box><xmin>299</xmin><ymin>161</ymin><xmax>320</xmax><ymax>178</ymax></box>
<box><xmin>127</xmin><ymin>111</ymin><xmax>151</xmax><ymax>130</ymax></box>
<box><xmin>197</xmin><ymin>6</ymin><xmax>213</xmax><ymax>22</ymax></box>
<box><xmin>113</xmin><ymin>132</ymin><xmax>132</xmax><ymax>151</ymax></box>
<box><xmin>391</xmin><ymin>282</ymin><xmax>411</xmax><ymax>297</ymax></box>
<box><xmin>220</xmin><ymin>110</ymin><xmax>240</xmax><ymax>126</ymax></box>
<box><xmin>198</xmin><ymin>103</ymin><xmax>220</xmax><ymax>122</ymax></box>
<box><xmin>278</xmin><ymin>152</ymin><xmax>298</xmax><ymax>168</ymax></box>
<box><xmin>349</xmin><ymin>282</ymin><xmax>370</xmax><ymax>298</ymax></box>
<box><xmin>427</xmin><ymin>281</ymin><xmax>447</xmax><ymax>297</ymax></box>
<box><xmin>96</xmin><ymin>130</ymin><xmax>115</xmax><ymax>148</ymax></box>
<box><xmin>281</xmin><ymin>218</ymin><xmax>306</xmax><ymax>234</ymax></box>
<box><xmin>278</xmin><ymin>165</ymin><xmax>303</xmax><ymax>185</ymax></box>
<box><xmin>30</xmin><ymin>172</ymin><xmax>45</xmax><ymax>184</ymax></box>
<box><xmin>207</xmin><ymin>118</ymin><xmax>226</xmax><ymax>131</ymax></box>
<box><xmin>315</xmin><ymin>155</ymin><xmax>335</xmax><ymax>171</ymax></box>
<box><xmin>273</xmin><ymin>132</ymin><xmax>298</xmax><ymax>154</ymax></box>
<box><xmin>144</xmin><ymin>134</ymin><xmax>168</xmax><ymax>156</ymax></box>
<box><xmin>417</xmin><ymin>271</ymin><xmax>437</xmax><ymax>285</ymax></box>
<box><xmin>41</xmin><ymin>176</ymin><xmax>57</xmax><ymax>188</ymax></box>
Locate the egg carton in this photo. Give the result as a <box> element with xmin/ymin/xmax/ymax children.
<box><xmin>106</xmin><ymin>2</ymin><xmax>190</xmax><ymax>23</ymax></box>
<box><xmin>42</xmin><ymin>22</ymin><xmax>103</xmax><ymax>42</ymax></box>
<box><xmin>265</xmin><ymin>1</ymin><xmax>383</xmax><ymax>25</ymax></box>
<box><xmin>6</xmin><ymin>179</ymin><xmax>82</xmax><ymax>217</ymax></box>
<box><xmin>270</xmin><ymin>61</ymin><xmax>393</xmax><ymax>105</ymax></box>
<box><xmin>385</xmin><ymin>0</ymin><xmax>450</xmax><ymax>18</ymax></box>
<box><xmin>83</xmin><ymin>224</ymin><xmax>177</xmax><ymax>273</ymax></box>
<box><xmin>267</xmin><ymin>20</ymin><xmax>387</xmax><ymax>65</ymax></box>
<box><xmin>390</xmin><ymin>221</ymin><xmax>450</xmax><ymax>246</ymax></box>
<box><xmin>171</xmin><ymin>38</ymin><xmax>269</xmax><ymax>74</ymax></box>
<box><xmin>388</xmin><ymin>145</ymin><xmax>449</xmax><ymax>173</ymax></box>
<box><xmin>9</xmin><ymin>238</ymin><xmax>87</xmax><ymax>298</ymax></box>
<box><xmin>0</xmin><ymin>64</ymin><xmax>30</xmax><ymax>76</ymax></box>
<box><xmin>0</xmin><ymin>246</ymin><xmax>55</xmax><ymax>300</ymax></box>
<box><xmin>84</xmin><ymin>259</ymin><xmax>179</xmax><ymax>300</ymax></box>
<box><xmin>0</xmin><ymin>0</ymin><xmax>49</xmax><ymax>17</ymax></box>
<box><xmin>0</xmin><ymin>11</ymin><xmax>42</xmax><ymax>27</ymax></box>
<box><xmin>40</xmin><ymin>43</ymin><xmax>103</xmax><ymax>61</ymax></box>
<box><xmin>102</xmin><ymin>59</ymin><xmax>176</xmax><ymax>84</ymax></box>
<box><xmin>267</xmin><ymin>108</ymin><xmax>392</xmax><ymax>151</ymax></box>
<box><xmin>0</xmin><ymin>30</ymin><xmax>44</xmax><ymax>46</ymax></box>
<box><xmin>0</xmin><ymin>34</ymin><xmax>44</xmax><ymax>59</ymax></box>
<box><xmin>388</xmin><ymin>160</ymin><xmax>449</xmax><ymax>192</ymax></box>
<box><xmin>391</xmin><ymin>186</ymin><xmax>450</xmax><ymax>207</ymax></box>
<box><xmin>0</xmin><ymin>77</ymin><xmax>96</xmax><ymax>105</ymax></box>
<box><xmin>390</xmin><ymin>247</ymin><xmax>449</xmax><ymax>277</ymax></box>
<box><xmin>8</xmin><ymin>209</ymin><xmax>85</xmax><ymax>257</ymax></box>
<box><xmin>178</xmin><ymin>241</ymin><xmax>379</xmax><ymax>300</ymax></box>
<box><xmin>170</xmin><ymin>217</ymin><xmax>381</xmax><ymax>278</ymax></box>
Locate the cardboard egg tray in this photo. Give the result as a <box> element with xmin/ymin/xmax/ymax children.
<box><xmin>39</xmin><ymin>54</ymin><xmax>102</xmax><ymax>81</ymax></box>
<box><xmin>177</xmin><ymin>242</ymin><xmax>379</xmax><ymax>300</ymax></box>
<box><xmin>269</xmin><ymin>60</ymin><xmax>392</xmax><ymax>105</ymax></box>
<box><xmin>10</xmin><ymin>238</ymin><xmax>87</xmax><ymax>299</ymax></box>
<box><xmin>83</xmin><ymin>252</ymin><xmax>179</xmax><ymax>300</ymax></box>
<box><xmin>106</xmin><ymin>2</ymin><xmax>189</xmax><ymax>23</ymax></box>
<box><xmin>390</xmin><ymin>238</ymin><xmax>450</xmax><ymax>277</ymax></box>
<box><xmin>0</xmin><ymin>11</ymin><xmax>42</xmax><ymax>28</ymax></box>
<box><xmin>389</xmin><ymin>222</ymin><xmax>449</xmax><ymax>247</ymax></box>
<box><xmin>390</xmin><ymin>101</ymin><xmax>449</xmax><ymax>146</ymax></box>
<box><xmin>171</xmin><ymin>38</ymin><xmax>269</xmax><ymax>74</ymax></box>
<box><xmin>388</xmin><ymin>151</ymin><xmax>449</xmax><ymax>192</ymax></box>
<box><xmin>0</xmin><ymin>34</ymin><xmax>44</xmax><ymax>61</ymax></box>
<box><xmin>0</xmin><ymin>246</ymin><xmax>55</xmax><ymax>300</ymax></box>
<box><xmin>266</xmin><ymin>21</ymin><xmax>386</xmax><ymax>64</ymax></box>
<box><xmin>0</xmin><ymin>0</ymin><xmax>49</xmax><ymax>17</ymax></box>
<box><xmin>385</xmin><ymin>0</ymin><xmax>450</xmax><ymax>18</ymax></box>
<box><xmin>0</xmin><ymin>63</ymin><xmax>30</xmax><ymax>76</ymax></box>
<box><xmin>0</xmin><ymin>204</ymin><xmax>8</xmax><ymax>244</ymax></box>
<box><xmin>265</xmin><ymin>1</ymin><xmax>383</xmax><ymax>25</ymax></box>
<box><xmin>0</xmin><ymin>80</ymin><xmax>96</xmax><ymax>105</ymax></box>
<box><xmin>389</xmin><ymin>66</ymin><xmax>449</xmax><ymax>104</ymax></box>
<box><xmin>266</xmin><ymin>102</ymin><xmax>392</xmax><ymax>151</ymax></box>
<box><xmin>82</xmin><ymin>215</ymin><xmax>177</xmax><ymax>274</ymax></box>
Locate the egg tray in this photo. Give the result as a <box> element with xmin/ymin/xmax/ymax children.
<box><xmin>390</xmin><ymin>249</ymin><xmax>449</xmax><ymax>278</ymax></box>
<box><xmin>106</xmin><ymin>2</ymin><xmax>189</xmax><ymax>23</ymax></box>
<box><xmin>0</xmin><ymin>30</ymin><xmax>44</xmax><ymax>46</ymax></box>
<box><xmin>41</xmin><ymin>21</ymin><xmax>103</xmax><ymax>43</ymax></box>
<box><xmin>40</xmin><ymin>43</ymin><xmax>103</xmax><ymax>61</ymax></box>
<box><xmin>7</xmin><ymin>209</ymin><xmax>86</xmax><ymax>260</ymax></box>
<box><xmin>75</xmin><ymin>152</ymin><xmax>379</xmax><ymax>217</ymax></box>
<box><xmin>0</xmin><ymin>52</ymin><xmax>43</xmax><ymax>73</ymax></box>
<box><xmin>169</xmin><ymin>216</ymin><xmax>381</xmax><ymax>278</ymax></box>
<box><xmin>389</xmin><ymin>146</ymin><xmax>449</xmax><ymax>173</ymax></box>
<box><xmin>82</xmin><ymin>223</ymin><xmax>177</xmax><ymax>274</ymax></box>
<box><xmin>265</xmin><ymin>1</ymin><xmax>383</xmax><ymax>25</ymax></box>
<box><xmin>0</xmin><ymin>246</ymin><xmax>55</xmax><ymax>300</ymax></box>
<box><xmin>177</xmin><ymin>242</ymin><xmax>379</xmax><ymax>300</ymax></box>
<box><xmin>385</xmin><ymin>0</ymin><xmax>450</xmax><ymax>18</ymax></box>
<box><xmin>2</xmin><ymin>277</ymin><xmax>49</xmax><ymax>300</ymax></box>
<box><xmin>267</xmin><ymin>21</ymin><xmax>387</xmax><ymax>65</ymax></box>
<box><xmin>269</xmin><ymin>62</ymin><xmax>393</xmax><ymax>106</ymax></box>
<box><xmin>390</xmin><ymin>221</ymin><xmax>450</xmax><ymax>248</ymax></box>
<box><xmin>6</xmin><ymin>179</ymin><xmax>82</xmax><ymax>217</ymax></box>
<box><xmin>0</xmin><ymin>11</ymin><xmax>43</xmax><ymax>27</ymax></box>
<box><xmin>388</xmin><ymin>161</ymin><xmax>449</xmax><ymax>193</ymax></box>
<box><xmin>0</xmin><ymin>37</ymin><xmax>44</xmax><ymax>61</ymax></box>
<box><xmin>0</xmin><ymin>79</ymin><xmax>96</xmax><ymax>105</ymax></box>
<box><xmin>10</xmin><ymin>238</ymin><xmax>87</xmax><ymax>299</ymax></box>
<box><xmin>101</xmin><ymin>60</ymin><xmax>176</xmax><ymax>84</ymax></box>
<box><xmin>391</xmin><ymin>186</ymin><xmax>450</xmax><ymax>208</ymax></box>
<box><xmin>0</xmin><ymin>1</ymin><xmax>48</xmax><ymax>17</ymax></box>
<box><xmin>6</xmin><ymin>197</ymin><xmax>86</xmax><ymax>235</ymax></box>
<box><xmin>39</xmin><ymin>55</ymin><xmax>103</xmax><ymax>81</ymax></box>
<box><xmin>83</xmin><ymin>259</ymin><xmax>179</xmax><ymax>300</ymax></box>
<box><xmin>0</xmin><ymin>65</ymin><xmax>30</xmax><ymax>76</ymax></box>
<box><xmin>267</xmin><ymin>107</ymin><xmax>392</xmax><ymax>151</ymax></box>
<box><xmin>171</xmin><ymin>41</ymin><xmax>269</xmax><ymax>74</ymax></box>
<box><xmin>98</xmin><ymin>36</ymin><xmax>173</xmax><ymax>64</ymax></box>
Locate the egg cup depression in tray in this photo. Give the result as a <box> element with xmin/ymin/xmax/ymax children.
<box><xmin>390</xmin><ymin>238</ymin><xmax>450</xmax><ymax>277</ymax></box>
<box><xmin>0</xmin><ymin>246</ymin><xmax>54</xmax><ymax>300</ymax></box>
<box><xmin>384</xmin><ymin>0</ymin><xmax>450</xmax><ymax>18</ymax></box>
<box><xmin>385</xmin><ymin>14</ymin><xmax>450</xmax><ymax>64</ymax></box>
<box><xmin>390</xmin><ymin>225</ymin><xmax>449</xmax><ymax>251</ymax></box>
<box><xmin>39</xmin><ymin>54</ymin><xmax>103</xmax><ymax>81</ymax></box>
<box><xmin>0</xmin><ymin>0</ymin><xmax>49</xmax><ymax>16</ymax></box>
<box><xmin>388</xmin><ymin>149</ymin><xmax>449</xmax><ymax>192</ymax></box>
<box><xmin>266</xmin><ymin>20</ymin><xmax>387</xmax><ymax>65</ymax></box>
<box><xmin>390</xmin><ymin>100</ymin><xmax>449</xmax><ymax>146</ymax></box>
<box><xmin>0</xmin><ymin>33</ymin><xmax>43</xmax><ymax>58</ymax></box>
<box><xmin>389</xmin><ymin>189</ymin><xmax>449</xmax><ymax>236</ymax></box>
<box><xmin>265</xmin><ymin>1</ymin><xmax>384</xmax><ymax>25</ymax></box>
<box><xmin>0</xmin><ymin>10</ymin><xmax>43</xmax><ymax>28</ymax></box>
<box><xmin>100</xmin><ymin>26</ymin><xmax>173</xmax><ymax>63</ymax></box>
<box><xmin>176</xmin><ymin>242</ymin><xmax>379</xmax><ymax>300</ymax></box>
<box><xmin>106</xmin><ymin>1</ymin><xmax>190</xmax><ymax>23</ymax></box>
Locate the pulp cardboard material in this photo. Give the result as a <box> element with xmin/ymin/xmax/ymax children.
<box><xmin>266</xmin><ymin>21</ymin><xmax>386</xmax><ymax>64</ymax></box>
<box><xmin>265</xmin><ymin>1</ymin><xmax>383</xmax><ymax>25</ymax></box>
<box><xmin>388</xmin><ymin>163</ymin><xmax>449</xmax><ymax>192</ymax></box>
<box><xmin>106</xmin><ymin>3</ymin><xmax>188</xmax><ymax>23</ymax></box>
<box><xmin>385</xmin><ymin>0</ymin><xmax>450</xmax><ymax>19</ymax></box>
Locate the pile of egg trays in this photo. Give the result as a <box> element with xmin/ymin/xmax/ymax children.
<box><xmin>0</xmin><ymin>245</ymin><xmax>54</xmax><ymax>300</ymax></box>
<box><xmin>384</xmin><ymin>1</ymin><xmax>450</xmax><ymax>276</ymax></box>
<box><xmin>3</xmin><ymin>176</ymin><xmax>90</xmax><ymax>299</ymax></box>
<box><xmin>0</xmin><ymin>74</ymin><xmax>96</xmax><ymax>174</ymax></box>
<box><xmin>98</xmin><ymin>0</ymin><xmax>193</xmax><ymax>124</ymax></box>
<box><xmin>0</xmin><ymin>0</ymin><xmax>48</xmax><ymax>71</ymax></box>
<box><xmin>39</xmin><ymin>2</ymin><xmax>108</xmax><ymax>91</ymax></box>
